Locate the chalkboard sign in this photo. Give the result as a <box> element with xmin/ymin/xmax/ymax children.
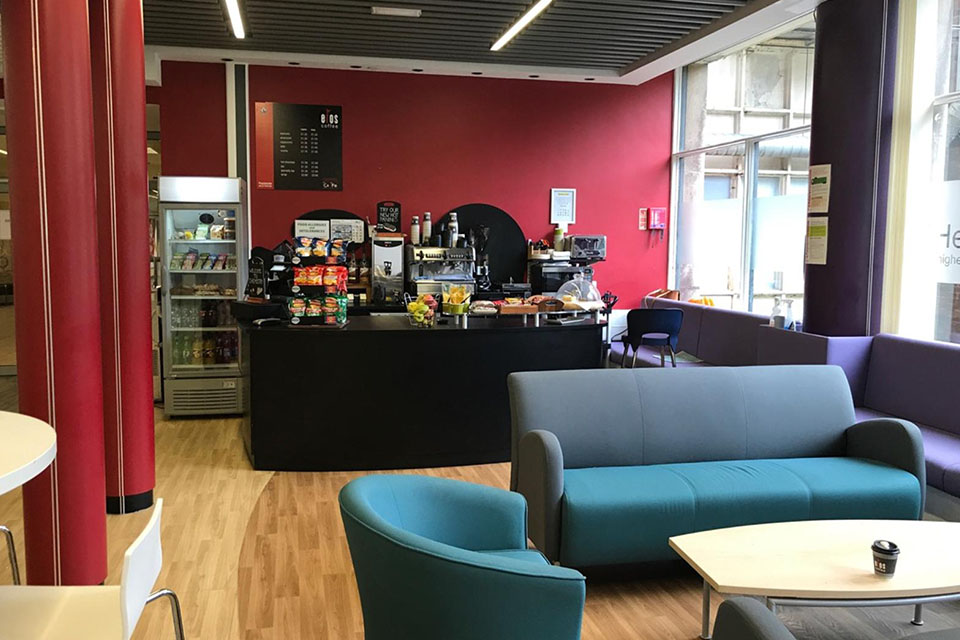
<box><xmin>377</xmin><ymin>201</ymin><xmax>401</xmax><ymax>233</ymax></box>
<box><xmin>255</xmin><ymin>102</ymin><xmax>342</xmax><ymax>191</ymax></box>
<box><xmin>246</xmin><ymin>257</ymin><xmax>267</xmax><ymax>300</ymax></box>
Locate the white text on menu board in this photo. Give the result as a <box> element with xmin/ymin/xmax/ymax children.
<box><xmin>277</xmin><ymin>127</ymin><xmax>322</xmax><ymax>179</ymax></box>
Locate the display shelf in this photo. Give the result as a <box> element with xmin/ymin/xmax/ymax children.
<box><xmin>171</xmin><ymin>327</ymin><xmax>238</xmax><ymax>332</ymax></box>
<box><xmin>168</xmin><ymin>239</ymin><xmax>236</xmax><ymax>244</ymax></box>
<box><xmin>170</xmin><ymin>363</ymin><xmax>238</xmax><ymax>370</ymax></box>
<box><xmin>168</xmin><ymin>269</ymin><xmax>237</xmax><ymax>274</ymax></box>
<box><xmin>170</xmin><ymin>295</ymin><xmax>236</xmax><ymax>300</ymax></box>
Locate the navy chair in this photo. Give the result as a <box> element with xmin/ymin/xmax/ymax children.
<box><xmin>620</xmin><ymin>308</ymin><xmax>684</xmax><ymax>368</ymax></box>
<box><xmin>339</xmin><ymin>474</ymin><xmax>585</xmax><ymax>640</ymax></box>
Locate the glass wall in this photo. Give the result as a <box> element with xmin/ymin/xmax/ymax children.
<box><xmin>890</xmin><ymin>0</ymin><xmax>960</xmax><ymax>344</ymax></box>
<box><xmin>674</xmin><ymin>19</ymin><xmax>815</xmax><ymax>318</ymax></box>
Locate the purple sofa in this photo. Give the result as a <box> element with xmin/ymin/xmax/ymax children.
<box><xmin>758</xmin><ymin>327</ymin><xmax>960</xmax><ymax>498</ymax></box>
<box><xmin>609</xmin><ymin>298</ymin><xmax>768</xmax><ymax>368</ymax></box>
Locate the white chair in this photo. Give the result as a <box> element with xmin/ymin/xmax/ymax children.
<box><xmin>0</xmin><ymin>498</ymin><xmax>185</xmax><ymax>639</ymax></box>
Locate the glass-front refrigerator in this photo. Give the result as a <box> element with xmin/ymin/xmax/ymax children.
<box><xmin>158</xmin><ymin>177</ymin><xmax>248</xmax><ymax>416</ymax></box>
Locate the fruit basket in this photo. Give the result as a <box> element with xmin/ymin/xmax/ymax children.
<box><xmin>405</xmin><ymin>293</ymin><xmax>438</xmax><ymax>328</ymax></box>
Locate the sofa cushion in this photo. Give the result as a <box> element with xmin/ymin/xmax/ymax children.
<box><xmin>476</xmin><ymin>549</ymin><xmax>551</xmax><ymax>566</ymax></box>
<box><xmin>648</xmin><ymin>298</ymin><xmax>705</xmax><ymax>356</ymax></box>
<box><xmin>559</xmin><ymin>457</ymin><xmax>921</xmax><ymax>567</ymax></box>
<box><xmin>696</xmin><ymin>307</ymin><xmax>767</xmax><ymax>365</ymax></box>
<box><xmin>864</xmin><ymin>334</ymin><xmax>960</xmax><ymax>437</ymax></box>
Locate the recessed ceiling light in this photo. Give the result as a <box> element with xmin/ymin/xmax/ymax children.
<box><xmin>371</xmin><ymin>6</ymin><xmax>422</xmax><ymax>17</ymax></box>
<box><xmin>471</xmin><ymin>71</ymin><xmax>483</xmax><ymax>75</ymax></box>
<box><xmin>223</xmin><ymin>0</ymin><xmax>246</xmax><ymax>39</ymax></box>
<box><xmin>221</xmin><ymin>58</ymin><xmax>234</xmax><ymax>62</ymax></box>
<box><xmin>0</xmin><ymin>149</ymin><xmax>7</xmax><ymax>155</ymax></box>
<box><xmin>491</xmin><ymin>0</ymin><xmax>553</xmax><ymax>51</ymax></box>
<box><xmin>529</xmin><ymin>74</ymin><xmax>540</xmax><ymax>78</ymax></box>
<box><xmin>585</xmin><ymin>77</ymin><xmax>595</xmax><ymax>81</ymax></box>
<box><xmin>412</xmin><ymin>68</ymin><xmax>424</xmax><ymax>72</ymax></box>
<box><xmin>147</xmin><ymin>147</ymin><xmax>159</xmax><ymax>155</ymax></box>
<box><xmin>289</xmin><ymin>61</ymin><xmax>300</xmax><ymax>65</ymax></box>
<box><xmin>350</xmin><ymin>65</ymin><xmax>363</xmax><ymax>69</ymax></box>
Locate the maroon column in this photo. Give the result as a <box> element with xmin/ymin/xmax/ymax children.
<box><xmin>2</xmin><ymin>0</ymin><xmax>107</xmax><ymax>584</ymax></box>
<box><xmin>89</xmin><ymin>0</ymin><xmax>156</xmax><ymax>514</ymax></box>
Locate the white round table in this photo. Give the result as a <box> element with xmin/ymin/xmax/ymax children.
<box><xmin>0</xmin><ymin>411</ymin><xmax>56</xmax><ymax>496</ymax></box>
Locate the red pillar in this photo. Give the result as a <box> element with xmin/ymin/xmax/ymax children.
<box><xmin>89</xmin><ymin>0</ymin><xmax>156</xmax><ymax>514</ymax></box>
<box><xmin>1</xmin><ymin>0</ymin><xmax>107</xmax><ymax>584</ymax></box>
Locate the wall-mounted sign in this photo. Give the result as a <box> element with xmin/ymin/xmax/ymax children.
<box><xmin>805</xmin><ymin>216</ymin><xmax>829</xmax><ymax>265</ymax></box>
<box><xmin>550</xmin><ymin>188</ymin><xmax>576</xmax><ymax>226</ymax></box>
<box><xmin>331</xmin><ymin>219</ymin><xmax>366</xmax><ymax>243</ymax></box>
<box><xmin>807</xmin><ymin>164</ymin><xmax>831</xmax><ymax>214</ymax></box>
<box><xmin>377</xmin><ymin>201</ymin><xmax>401</xmax><ymax>233</ymax></box>
<box><xmin>294</xmin><ymin>219</ymin><xmax>331</xmax><ymax>240</ymax></box>
<box><xmin>255</xmin><ymin>102</ymin><xmax>342</xmax><ymax>191</ymax></box>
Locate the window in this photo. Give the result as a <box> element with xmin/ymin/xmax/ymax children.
<box><xmin>887</xmin><ymin>0</ymin><xmax>960</xmax><ymax>344</ymax></box>
<box><xmin>673</xmin><ymin>19</ymin><xmax>815</xmax><ymax>318</ymax></box>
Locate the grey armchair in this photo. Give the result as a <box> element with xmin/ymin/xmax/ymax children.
<box><xmin>714</xmin><ymin>598</ymin><xmax>960</xmax><ymax>640</ymax></box>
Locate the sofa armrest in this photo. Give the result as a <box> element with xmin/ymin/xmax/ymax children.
<box><xmin>714</xmin><ymin>598</ymin><xmax>796</xmax><ymax>640</ymax></box>
<box><xmin>846</xmin><ymin>418</ymin><xmax>926</xmax><ymax>515</ymax></box>
<box><xmin>516</xmin><ymin>429</ymin><xmax>564</xmax><ymax>563</ymax></box>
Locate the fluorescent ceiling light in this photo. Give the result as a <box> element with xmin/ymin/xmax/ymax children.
<box><xmin>0</xmin><ymin>149</ymin><xmax>7</xmax><ymax>155</ymax></box>
<box><xmin>147</xmin><ymin>147</ymin><xmax>159</xmax><ymax>155</ymax></box>
<box><xmin>224</xmin><ymin>0</ymin><xmax>245</xmax><ymax>39</ymax></box>
<box><xmin>371</xmin><ymin>6</ymin><xmax>422</xmax><ymax>18</ymax></box>
<box><xmin>491</xmin><ymin>0</ymin><xmax>553</xmax><ymax>51</ymax></box>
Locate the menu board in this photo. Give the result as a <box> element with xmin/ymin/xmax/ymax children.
<box><xmin>255</xmin><ymin>102</ymin><xmax>342</xmax><ymax>191</ymax></box>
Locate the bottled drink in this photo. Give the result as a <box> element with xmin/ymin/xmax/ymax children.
<box><xmin>191</xmin><ymin>336</ymin><xmax>203</xmax><ymax>365</ymax></box>
<box><xmin>449</xmin><ymin>212</ymin><xmax>458</xmax><ymax>239</ymax></box>
<box><xmin>410</xmin><ymin>216</ymin><xmax>421</xmax><ymax>245</ymax></box>
<box><xmin>422</xmin><ymin>212</ymin><xmax>432</xmax><ymax>243</ymax></box>
<box><xmin>203</xmin><ymin>336</ymin><xmax>216</xmax><ymax>364</ymax></box>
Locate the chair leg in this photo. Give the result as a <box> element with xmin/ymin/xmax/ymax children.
<box><xmin>0</xmin><ymin>525</ymin><xmax>20</xmax><ymax>585</ymax></box>
<box><xmin>670</xmin><ymin>348</ymin><xmax>677</xmax><ymax>368</ymax></box>
<box><xmin>659</xmin><ymin>346</ymin><xmax>665</xmax><ymax>367</ymax></box>
<box><xmin>147</xmin><ymin>589</ymin><xmax>186</xmax><ymax>640</ymax></box>
<box><xmin>630</xmin><ymin>347</ymin><xmax>639</xmax><ymax>369</ymax></box>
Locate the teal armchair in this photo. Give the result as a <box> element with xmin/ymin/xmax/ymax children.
<box><xmin>339</xmin><ymin>474</ymin><xmax>585</xmax><ymax>640</ymax></box>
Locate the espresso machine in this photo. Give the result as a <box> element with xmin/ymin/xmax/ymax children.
<box><xmin>405</xmin><ymin>246</ymin><xmax>476</xmax><ymax>298</ymax></box>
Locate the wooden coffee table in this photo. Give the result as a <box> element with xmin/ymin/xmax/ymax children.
<box><xmin>670</xmin><ymin>520</ymin><xmax>960</xmax><ymax>639</ymax></box>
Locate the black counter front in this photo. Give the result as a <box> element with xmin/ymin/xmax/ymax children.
<box><xmin>242</xmin><ymin>315</ymin><xmax>604</xmax><ymax>471</ymax></box>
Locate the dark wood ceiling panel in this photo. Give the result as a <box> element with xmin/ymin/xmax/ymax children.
<box><xmin>143</xmin><ymin>0</ymin><xmax>752</xmax><ymax>71</ymax></box>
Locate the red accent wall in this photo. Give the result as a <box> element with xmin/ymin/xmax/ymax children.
<box><xmin>146</xmin><ymin>61</ymin><xmax>227</xmax><ymax>177</ymax></box>
<box><xmin>248</xmin><ymin>67</ymin><xmax>673</xmax><ymax>307</ymax></box>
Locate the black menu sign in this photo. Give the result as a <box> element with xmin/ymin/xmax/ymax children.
<box><xmin>377</xmin><ymin>201</ymin><xmax>401</xmax><ymax>233</ymax></box>
<box><xmin>245</xmin><ymin>257</ymin><xmax>267</xmax><ymax>300</ymax></box>
<box><xmin>255</xmin><ymin>102</ymin><xmax>342</xmax><ymax>191</ymax></box>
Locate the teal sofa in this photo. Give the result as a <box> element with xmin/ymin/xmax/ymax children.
<box><xmin>339</xmin><ymin>474</ymin><xmax>586</xmax><ymax>640</ymax></box>
<box><xmin>508</xmin><ymin>365</ymin><xmax>925</xmax><ymax>567</ymax></box>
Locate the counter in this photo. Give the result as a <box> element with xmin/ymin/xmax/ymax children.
<box><xmin>241</xmin><ymin>315</ymin><xmax>604</xmax><ymax>470</ymax></box>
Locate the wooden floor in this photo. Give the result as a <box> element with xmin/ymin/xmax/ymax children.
<box><xmin>2</xmin><ymin>405</ymin><xmax>960</xmax><ymax>639</ymax></box>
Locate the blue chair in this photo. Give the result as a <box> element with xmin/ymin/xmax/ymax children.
<box><xmin>619</xmin><ymin>308</ymin><xmax>684</xmax><ymax>367</ymax></box>
<box><xmin>339</xmin><ymin>474</ymin><xmax>585</xmax><ymax>640</ymax></box>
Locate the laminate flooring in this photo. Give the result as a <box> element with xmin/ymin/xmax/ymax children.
<box><xmin>1</xmin><ymin>409</ymin><xmax>960</xmax><ymax>639</ymax></box>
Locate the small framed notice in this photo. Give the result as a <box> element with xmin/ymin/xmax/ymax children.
<box><xmin>550</xmin><ymin>188</ymin><xmax>577</xmax><ymax>225</ymax></box>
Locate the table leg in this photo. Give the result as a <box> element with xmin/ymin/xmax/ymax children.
<box><xmin>701</xmin><ymin>580</ymin><xmax>712</xmax><ymax>640</ymax></box>
<box><xmin>912</xmin><ymin>604</ymin><xmax>924</xmax><ymax>626</ymax></box>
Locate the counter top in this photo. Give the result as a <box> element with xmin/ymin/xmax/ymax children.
<box><xmin>251</xmin><ymin>314</ymin><xmax>604</xmax><ymax>333</ymax></box>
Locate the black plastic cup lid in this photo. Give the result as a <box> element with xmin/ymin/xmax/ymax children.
<box><xmin>872</xmin><ymin>539</ymin><xmax>900</xmax><ymax>554</ymax></box>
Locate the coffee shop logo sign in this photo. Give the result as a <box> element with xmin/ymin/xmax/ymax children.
<box><xmin>320</xmin><ymin>109</ymin><xmax>340</xmax><ymax>130</ymax></box>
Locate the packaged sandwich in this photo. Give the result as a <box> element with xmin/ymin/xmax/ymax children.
<box><xmin>288</xmin><ymin>297</ymin><xmax>307</xmax><ymax>317</ymax></box>
<box><xmin>195</xmin><ymin>223</ymin><xmax>210</xmax><ymax>240</ymax></box>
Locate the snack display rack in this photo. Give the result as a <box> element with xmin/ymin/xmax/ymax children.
<box><xmin>158</xmin><ymin>177</ymin><xmax>248</xmax><ymax>416</ymax></box>
<box><xmin>286</xmin><ymin>241</ymin><xmax>351</xmax><ymax>327</ymax></box>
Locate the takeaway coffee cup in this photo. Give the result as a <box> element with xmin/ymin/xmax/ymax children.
<box><xmin>872</xmin><ymin>540</ymin><xmax>899</xmax><ymax>576</ymax></box>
